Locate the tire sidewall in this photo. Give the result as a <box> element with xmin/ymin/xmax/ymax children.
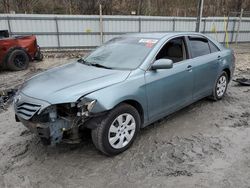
<box><xmin>214</xmin><ymin>71</ymin><xmax>228</xmax><ymax>100</ymax></box>
<box><xmin>7</xmin><ymin>49</ymin><xmax>29</xmax><ymax>71</ymax></box>
<box><xmin>102</xmin><ymin>104</ymin><xmax>140</xmax><ymax>155</ymax></box>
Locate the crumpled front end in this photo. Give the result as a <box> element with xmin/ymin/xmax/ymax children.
<box><xmin>17</xmin><ymin>113</ymin><xmax>74</xmax><ymax>145</ymax></box>
<box><xmin>14</xmin><ymin>92</ymin><xmax>98</xmax><ymax>145</ymax></box>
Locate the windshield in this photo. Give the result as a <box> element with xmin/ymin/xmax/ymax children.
<box><xmin>83</xmin><ymin>37</ymin><xmax>158</xmax><ymax>70</ymax></box>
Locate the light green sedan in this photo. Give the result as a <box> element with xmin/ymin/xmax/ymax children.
<box><xmin>14</xmin><ymin>32</ymin><xmax>235</xmax><ymax>155</ymax></box>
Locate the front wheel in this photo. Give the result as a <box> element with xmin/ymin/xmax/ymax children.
<box><xmin>211</xmin><ymin>71</ymin><xmax>229</xmax><ymax>100</ymax></box>
<box><xmin>91</xmin><ymin>104</ymin><xmax>140</xmax><ymax>156</ymax></box>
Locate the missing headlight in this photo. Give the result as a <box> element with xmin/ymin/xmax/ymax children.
<box><xmin>76</xmin><ymin>99</ymin><xmax>96</xmax><ymax>117</ymax></box>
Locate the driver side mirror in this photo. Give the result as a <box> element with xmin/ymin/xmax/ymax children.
<box><xmin>151</xmin><ymin>59</ymin><xmax>173</xmax><ymax>70</ymax></box>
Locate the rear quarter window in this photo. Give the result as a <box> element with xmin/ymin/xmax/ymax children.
<box><xmin>189</xmin><ymin>38</ymin><xmax>210</xmax><ymax>58</ymax></box>
<box><xmin>209</xmin><ymin>41</ymin><xmax>220</xmax><ymax>53</ymax></box>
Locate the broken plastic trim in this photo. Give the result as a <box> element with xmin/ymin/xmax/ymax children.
<box><xmin>233</xmin><ymin>78</ymin><xmax>250</xmax><ymax>86</ymax></box>
<box><xmin>76</xmin><ymin>98</ymin><xmax>97</xmax><ymax>116</ymax></box>
<box><xmin>0</xmin><ymin>89</ymin><xmax>17</xmax><ymax>110</ymax></box>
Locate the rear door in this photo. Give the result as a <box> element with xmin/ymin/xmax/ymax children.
<box><xmin>187</xmin><ymin>36</ymin><xmax>220</xmax><ymax>99</ymax></box>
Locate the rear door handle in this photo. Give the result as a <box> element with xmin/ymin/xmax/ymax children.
<box><xmin>187</xmin><ymin>65</ymin><xmax>192</xmax><ymax>71</ymax></box>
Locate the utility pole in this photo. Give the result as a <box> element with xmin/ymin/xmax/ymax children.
<box><xmin>196</xmin><ymin>0</ymin><xmax>204</xmax><ymax>32</ymax></box>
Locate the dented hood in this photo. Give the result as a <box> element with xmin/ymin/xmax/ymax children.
<box><xmin>21</xmin><ymin>62</ymin><xmax>131</xmax><ymax>104</ymax></box>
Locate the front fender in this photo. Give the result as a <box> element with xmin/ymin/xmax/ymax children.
<box><xmin>84</xmin><ymin>69</ymin><xmax>148</xmax><ymax>123</ymax></box>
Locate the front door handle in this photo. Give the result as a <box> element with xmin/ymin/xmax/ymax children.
<box><xmin>187</xmin><ymin>65</ymin><xmax>192</xmax><ymax>71</ymax></box>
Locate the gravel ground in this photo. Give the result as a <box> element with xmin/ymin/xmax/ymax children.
<box><xmin>0</xmin><ymin>45</ymin><xmax>250</xmax><ymax>188</ymax></box>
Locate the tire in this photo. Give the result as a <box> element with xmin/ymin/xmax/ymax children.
<box><xmin>40</xmin><ymin>137</ymin><xmax>51</xmax><ymax>145</ymax></box>
<box><xmin>7</xmin><ymin>49</ymin><xmax>29</xmax><ymax>71</ymax></box>
<box><xmin>211</xmin><ymin>71</ymin><xmax>229</xmax><ymax>101</ymax></box>
<box><xmin>91</xmin><ymin>103</ymin><xmax>141</xmax><ymax>156</ymax></box>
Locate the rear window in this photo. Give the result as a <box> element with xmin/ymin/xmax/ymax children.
<box><xmin>189</xmin><ymin>38</ymin><xmax>210</xmax><ymax>58</ymax></box>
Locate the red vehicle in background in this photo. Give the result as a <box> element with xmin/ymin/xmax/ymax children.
<box><xmin>0</xmin><ymin>30</ymin><xmax>43</xmax><ymax>71</ymax></box>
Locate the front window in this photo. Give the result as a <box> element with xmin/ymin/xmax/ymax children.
<box><xmin>156</xmin><ymin>37</ymin><xmax>187</xmax><ymax>63</ymax></box>
<box><xmin>83</xmin><ymin>37</ymin><xmax>158</xmax><ymax>70</ymax></box>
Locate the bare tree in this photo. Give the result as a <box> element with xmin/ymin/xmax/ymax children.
<box><xmin>1</xmin><ymin>0</ymin><xmax>10</xmax><ymax>13</ymax></box>
<box><xmin>0</xmin><ymin>0</ymin><xmax>249</xmax><ymax>16</ymax></box>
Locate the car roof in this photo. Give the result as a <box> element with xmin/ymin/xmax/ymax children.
<box><xmin>123</xmin><ymin>32</ymin><xmax>224</xmax><ymax>50</ymax></box>
<box><xmin>124</xmin><ymin>32</ymin><xmax>205</xmax><ymax>39</ymax></box>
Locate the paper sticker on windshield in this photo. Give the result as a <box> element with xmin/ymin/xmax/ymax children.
<box><xmin>139</xmin><ymin>39</ymin><xmax>158</xmax><ymax>48</ymax></box>
<box><xmin>139</xmin><ymin>39</ymin><xmax>158</xmax><ymax>44</ymax></box>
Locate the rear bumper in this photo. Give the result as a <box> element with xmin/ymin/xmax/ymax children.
<box><xmin>34</xmin><ymin>46</ymin><xmax>43</xmax><ymax>61</ymax></box>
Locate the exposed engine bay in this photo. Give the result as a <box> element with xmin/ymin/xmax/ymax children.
<box><xmin>15</xmin><ymin>93</ymin><xmax>100</xmax><ymax>145</ymax></box>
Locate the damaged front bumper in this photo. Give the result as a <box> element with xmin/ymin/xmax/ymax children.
<box><xmin>16</xmin><ymin>115</ymin><xmax>74</xmax><ymax>145</ymax></box>
<box><xmin>14</xmin><ymin>92</ymin><xmax>98</xmax><ymax>145</ymax></box>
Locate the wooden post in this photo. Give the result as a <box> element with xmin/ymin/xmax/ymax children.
<box><xmin>99</xmin><ymin>4</ymin><xmax>103</xmax><ymax>45</ymax></box>
<box><xmin>203</xmin><ymin>17</ymin><xmax>206</xmax><ymax>33</ymax></box>
<box><xmin>55</xmin><ymin>17</ymin><xmax>60</xmax><ymax>48</ymax></box>
<box><xmin>7</xmin><ymin>16</ymin><xmax>12</xmax><ymax>36</ymax></box>
<box><xmin>235</xmin><ymin>8</ymin><xmax>244</xmax><ymax>46</ymax></box>
<box><xmin>173</xmin><ymin>17</ymin><xmax>175</xmax><ymax>31</ymax></box>
<box><xmin>223</xmin><ymin>16</ymin><xmax>229</xmax><ymax>43</ymax></box>
<box><xmin>231</xmin><ymin>17</ymin><xmax>237</xmax><ymax>43</ymax></box>
<box><xmin>138</xmin><ymin>17</ymin><xmax>141</xmax><ymax>32</ymax></box>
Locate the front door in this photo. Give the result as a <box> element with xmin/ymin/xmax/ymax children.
<box><xmin>145</xmin><ymin>37</ymin><xmax>194</xmax><ymax>121</ymax></box>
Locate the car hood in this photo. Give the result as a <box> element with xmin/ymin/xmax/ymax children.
<box><xmin>21</xmin><ymin>62</ymin><xmax>131</xmax><ymax>104</ymax></box>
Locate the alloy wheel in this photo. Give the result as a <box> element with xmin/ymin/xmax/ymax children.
<box><xmin>216</xmin><ymin>75</ymin><xmax>227</xmax><ymax>97</ymax></box>
<box><xmin>108</xmin><ymin>113</ymin><xmax>136</xmax><ymax>149</ymax></box>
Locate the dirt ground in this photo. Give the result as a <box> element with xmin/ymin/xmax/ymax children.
<box><xmin>0</xmin><ymin>45</ymin><xmax>250</xmax><ymax>188</ymax></box>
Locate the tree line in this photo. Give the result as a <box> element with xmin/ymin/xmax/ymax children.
<box><xmin>0</xmin><ymin>0</ymin><xmax>249</xmax><ymax>16</ymax></box>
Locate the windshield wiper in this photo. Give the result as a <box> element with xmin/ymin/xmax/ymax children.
<box><xmin>77</xmin><ymin>58</ymin><xmax>91</xmax><ymax>66</ymax></box>
<box><xmin>78</xmin><ymin>59</ymin><xmax>112</xmax><ymax>69</ymax></box>
<box><xmin>90</xmin><ymin>63</ymin><xmax>113</xmax><ymax>69</ymax></box>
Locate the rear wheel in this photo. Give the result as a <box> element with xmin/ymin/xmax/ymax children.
<box><xmin>7</xmin><ymin>49</ymin><xmax>29</xmax><ymax>71</ymax></box>
<box><xmin>91</xmin><ymin>104</ymin><xmax>140</xmax><ymax>156</ymax></box>
<box><xmin>211</xmin><ymin>71</ymin><xmax>228</xmax><ymax>100</ymax></box>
